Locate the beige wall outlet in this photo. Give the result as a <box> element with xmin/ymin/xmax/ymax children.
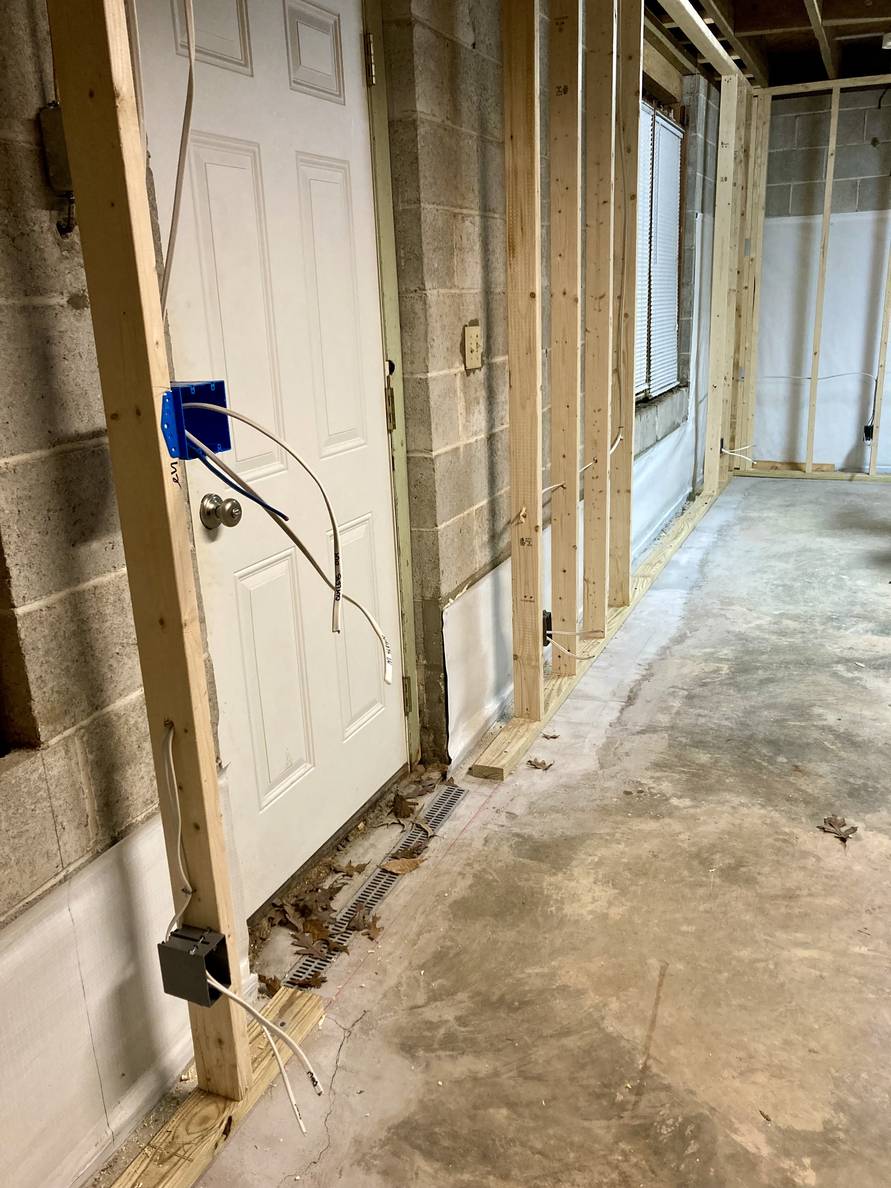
<box><xmin>463</xmin><ymin>322</ymin><xmax>483</xmax><ymax>371</ymax></box>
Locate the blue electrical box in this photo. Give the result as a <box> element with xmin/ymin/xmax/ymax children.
<box><xmin>161</xmin><ymin>380</ymin><xmax>232</xmax><ymax>461</ymax></box>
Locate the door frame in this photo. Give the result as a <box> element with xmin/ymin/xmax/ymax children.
<box><xmin>363</xmin><ymin>0</ymin><xmax>421</xmax><ymax>764</ymax></box>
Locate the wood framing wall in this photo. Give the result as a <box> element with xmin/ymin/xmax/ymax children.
<box><xmin>472</xmin><ymin>0</ymin><xmax>749</xmax><ymax>780</ymax></box>
<box><xmin>734</xmin><ymin>72</ymin><xmax>891</xmax><ymax>485</ymax></box>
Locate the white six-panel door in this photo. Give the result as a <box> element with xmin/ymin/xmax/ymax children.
<box><xmin>134</xmin><ymin>0</ymin><xmax>407</xmax><ymax>910</ymax></box>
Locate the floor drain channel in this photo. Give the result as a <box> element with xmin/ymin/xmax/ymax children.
<box><xmin>284</xmin><ymin>782</ymin><xmax>466</xmax><ymax>988</ymax></box>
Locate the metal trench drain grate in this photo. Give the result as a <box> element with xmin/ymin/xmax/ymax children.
<box><xmin>284</xmin><ymin>782</ymin><xmax>466</xmax><ymax>987</ymax></box>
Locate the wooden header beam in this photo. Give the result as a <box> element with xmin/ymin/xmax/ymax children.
<box><xmin>549</xmin><ymin>0</ymin><xmax>583</xmax><ymax>678</ymax></box>
<box><xmin>503</xmin><ymin>0</ymin><xmax>544</xmax><ymax>720</ymax></box>
<box><xmin>45</xmin><ymin>0</ymin><xmax>251</xmax><ymax>1099</ymax></box>
<box><xmin>658</xmin><ymin>0</ymin><xmax>741</xmax><ymax>77</ymax></box>
<box><xmin>762</xmin><ymin>72</ymin><xmax>891</xmax><ymax>95</ymax></box>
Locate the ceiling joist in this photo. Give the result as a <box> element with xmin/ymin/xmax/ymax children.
<box><xmin>657</xmin><ymin>0</ymin><xmax>742</xmax><ymax>76</ymax></box>
<box><xmin>804</xmin><ymin>0</ymin><xmax>841</xmax><ymax>77</ymax></box>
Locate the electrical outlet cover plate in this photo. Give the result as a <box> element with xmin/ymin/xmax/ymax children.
<box><xmin>161</xmin><ymin>380</ymin><xmax>232</xmax><ymax>460</ymax></box>
<box><xmin>464</xmin><ymin>323</ymin><xmax>482</xmax><ymax>371</ymax></box>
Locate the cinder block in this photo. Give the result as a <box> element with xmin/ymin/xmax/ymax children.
<box><xmin>765</xmin><ymin>184</ymin><xmax>791</xmax><ymax>218</ymax></box>
<box><xmin>768</xmin><ymin>114</ymin><xmax>796</xmax><ymax>152</ymax></box>
<box><xmin>0</xmin><ymin>142</ymin><xmax>88</xmax><ymax>301</ymax></box>
<box><xmin>789</xmin><ymin>181</ymin><xmax>825</xmax><ymax>216</ymax></box>
<box><xmin>407</xmin><ymin>0</ymin><xmax>501</xmax><ymax>61</ymax></box>
<box><xmin>830</xmin><ymin>178</ymin><xmax>858</xmax><ymax>213</ymax></box>
<box><xmin>415</xmin><ymin>116</ymin><xmax>504</xmax><ymax>216</ymax></box>
<box><xmin>395</xmin><ymin>291</ymin><xmax>428</xmax><ymax>375</ymax></box>
<box><xmin>382</xmin><ymin>20</ymin><xmax>415</xmax><ymax>122</ymax></box>
<box><xmin>79</xmin><ymin>693</ymin><xmax>156</xmax><ymax>848</ymax></box>
<box><xmin>459</xmin><ymin>356</ymin><xmax>508</xmax><ymax>441</ymax></box>
<box><xmin>767</xmin><ymin>146</ymin><xmax>826</xmax><ymax>185</ymax></box>
<box><xmin>408</xmin><ymin>528</ymin><xmax>440</xmax><ymax>600</ymax></box>
<box><xmin>412</xmin><ymin>21</ymin><xmax>502</xmax><ymax>141</ymax></box>
<box><xmin>14</xmin><ymin>570</ymin><xmax>142</xmax><ymax>740</ymax></box>
<box><xmin>0</xmin><ymin>301</ymin><xmax>104</xmax><ymax>459</ymax></box>
<box><xmin>428</xmin><ymin>425</ymin><xmax>510</xmax><ymax>525</ymax></box>
<box><xmin>858</xmin><ymin>175</ymin><xmax>891</xmax><ymax>211</ymax></box>
<box><xmin>407</xmin><ymin>452</ymin><xmax>437</xmax><ymax>531</ymax></box>
<box><xmin>0</xmin><ymin>0</ymin><xmax>54</xmax><ymax>125</ymax></box>
<box><xmin>386</xmin><ymin>119</ymin><xmax>421</xmax><ymax>210</ymax></box>
<box><xmin>772</xmin><ymin>93</ymin><xmax>831</xmax><ymax>116</ymax></box>
<box><xmin>840</xmin><ymin>87</ymin><xmax>885</xmax><ymax>110</ymax></box>
<box><xmin>454</xmin><ymin>212</ymin><xmax>506</xmax><ymax>293</ymax></box>
<box><xmin>836</xmin><ymin>140</ymin><xmax>891</xmax><ymax>180</ymax></box>
<box><xmin>838</xmin><ymin>108</ymin><xmax>867</xmax><ymax>146</ymax></box>
<box><xmin>795</xmin><ymin>110</ymin><xmax>830</xmax><ymax>148</ymax></box>
<box><xmin>403</xmin><ymin>372</ymin><xmax>461</xmax><ymax>454</ymax></box>
<box><xmin>410</xmin><ymin>289</ymin><xmax>503</xmax><ymax>374</ymax></box>
<box><xmin>395</xmin><ymin>206</ymin><xmax>456</xmax><ymax>292</ymax></box>
<box><xmin>0</xmin><ymin>441</ymin><xmax>125</xmax><ymax>607</ymax></box>
<box><xmin>0</xmin><ymin>748</ymin><xmax>62</xmax><ymax>919</ymax></box>
<box><xmin>865</xmin><ymin>106</ymin><xmax>891</xmax><ymax>144</ymax></box>
<box><xmin>0</xmin><ymin>609</ymin><xmax>38</xmax><ymax>746</ymax></box>
<box><xmin>42</xmin><ymin>733</ymin><xmax>95</xmax><ymax>867</ymax></box>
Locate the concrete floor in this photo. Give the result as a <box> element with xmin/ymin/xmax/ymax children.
<box><xmin>199</xmin><ymin>478</ymin><xmax>891</xmax><ymax>1187</ymax></box>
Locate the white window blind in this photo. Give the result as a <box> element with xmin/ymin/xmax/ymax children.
<box><xmin>635</xmin><ymin>102</ymin><xmax>683</xmax><ymax>399</ymax></box>
<box><xmin>634</xmin><ymin>103</ymin><xmax>654</xmax><ymax>395</ymax></box>
<box><xmin>649</xmin><ymin>113</ymin><xmax>683</xmax><ymax>396</ymax></box>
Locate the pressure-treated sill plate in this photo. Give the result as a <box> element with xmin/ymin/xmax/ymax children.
<box><xmin>110</xmin><ymin>986</ymin><xmax>324</xmax><ymax>1188</ymax></box>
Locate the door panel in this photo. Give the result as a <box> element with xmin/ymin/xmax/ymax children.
<box><xmin>135</xmin><ymin>0</ymin><xmax>407</xmax><ymax>910</ymax></box>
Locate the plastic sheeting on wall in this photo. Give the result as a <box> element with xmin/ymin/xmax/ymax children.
<box><xmin>443</xmin><ymin>214</ymin><xmax>714</xmax><ymax>767</ymax></box>
<box><xmin>755</xmin><ymin>210</ymin><xmax>891</xmax><ymax>472</ymax></box>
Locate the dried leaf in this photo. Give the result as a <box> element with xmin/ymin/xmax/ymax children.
<box><xmin>527</xmin><ymin>757</ymin><xmax>553</xmax><ymax>771</ymax></box>
<box><xmin>818</xmin><ymin>815</ymin><xmax>858</xmax><ymax>845</ymax></box>
<box><xmin>296</xmin><ymin>971</ymin><xmax>326</xmax><ymax>989</ymax></box>
<box><xmin>413</xmin><ymin>817</ymin><xmax>435</xmax><ymax>838</ymax></box>
<box><xmin>332</xmin><ymin>860</ymin><xmax>368</xmax><ymax>877</ymax></box>
<box><xmin>303</xmin><ymin>915</ymin><xmax>331</xmax><ymax>942</ymax></box>
<box><xmin>258</xmin><ymin>974</ymin><xmax>281</xmax><ymax>998</ymax></box>
<box><xmin>380</xmin><ymin>856</ymin><xmax>426</xmax><ymax>875</ymax></box>
<box><xmin>349</xmin><ymin>904</ymin><xmax>383</xmax><ymax>941</ymax></box>
<box><xmin>393</xmin><ymin>792</ymin><xmax>418</xmax><ymax>819</ymax></box>
<box><xmin>542</xmin><ymin>731</ymin><xmax>559</xmax><ymax>740</ymax></box>
<box><xmin>292</xmin><ymin>938</ymin><xmax>327</xmax><ymax>960</ymax></box>
<box><xmin>401</xmin><ymin>836</ymin><xmax>430</xmax><ymax>859</ymax></box>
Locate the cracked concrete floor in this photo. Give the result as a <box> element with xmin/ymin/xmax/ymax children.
<box><xmin>198</xmin><ymin>478</ymin><xmax>891</xmax><ymax>1187</ymax></box>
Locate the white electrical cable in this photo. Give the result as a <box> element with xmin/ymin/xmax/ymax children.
<box><xmin>206</xmin><ymin>972</ymin><xmax>323</xmax><ymax>1095</ymax></box>
<box><xmin>162</xmin><ymin>723</ymin><xmax>193</xmax><ymax>940</ymax></box>
<box><xmin>186</xmin><ymin>431</ymin><xmax>393</xmax><ymax>684</ymax></box>
<box><xmin>183</xmin><ymin>403</ymin><xmax>343</xmax><ymax>632</ymax></box>
<box><xmin>547</xmin><ymin>633</ymin><xmax>594</xmax><ymax>662</ymax></box>
<box><xmin>161</xmin><ymin>0</ymin><xmax>196</xmax><ymax>315</ymax></box>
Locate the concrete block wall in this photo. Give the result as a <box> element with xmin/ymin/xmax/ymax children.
<box><xmin>382</xmin><ymin>0</ymin><xmax>552</xmax><ymax>758</ymax></box>
<box><xmin>766</xmin><ymin>88</ymin><xmax>891</xmax><ymax>217</ymax></box>
<box><xmin>0</xmin><ymin>0</ymin><xmax>156</xmax><ymax>923</ymax></box>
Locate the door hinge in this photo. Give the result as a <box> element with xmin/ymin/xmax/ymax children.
<box><xmin>364</xmin><ymin>30</ymin><xmax>376</xmax><ymax>87</ymax></box>
<box><xmin>384</xmin><ymin>358</ymin><xmax>396</xmax><ymax>432</ymax></box>
<box><xmin>402</xmin><ymin>675</ymin><xmax>413</xmax><ymax>715</ymax></box>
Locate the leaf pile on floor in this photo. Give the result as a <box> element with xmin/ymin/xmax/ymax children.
<box><xmin>348</xmin><ymin>904</ymin><xmax>383</xmax><ymax>941</ymax></box>
<box><xmin>818</xmin><ymin>815</ymin><xmax>858</xmax><ymax>845</ymax></box>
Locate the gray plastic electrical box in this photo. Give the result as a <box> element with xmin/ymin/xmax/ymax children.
<box><xmin>157</xmin><ymin>925</ymin><xmax>231</xmax><ymax>1008</ymax></box>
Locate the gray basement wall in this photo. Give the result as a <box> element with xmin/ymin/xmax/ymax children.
<box><xmin>0</xmin><ymin>1</ymin><xmax>718</xmax><ymax>1183</ymax></box>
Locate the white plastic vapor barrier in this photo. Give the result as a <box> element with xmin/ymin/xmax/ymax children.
<box><xmin>444</xmin><ymin>213</ymin><xmax>714</xmax><ymax>767</ymax></box>
<box><xmin>755</xmin><ymin>210</ymin><xmax>891</xmax><ymax>472</ymax></box>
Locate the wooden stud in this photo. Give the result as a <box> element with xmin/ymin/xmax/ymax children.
<box><xmin>583</xmin><ymin>0</ymin><xmax>617</xmax><ymax>640</ymax></box>
<box><xmin>869</xmin><ymin>239</ymin><xmax>891</xmax><ymax>476</ymax></box>
<box><xmin>643</xmin><ymin>40</ymin><xmax>683</xmax><ymax>104</ymax></box>
<box><xmin>609</xmin><ymin>0</ymin><xmax>643</xmax><ymax>609</ymax></box>
<box><xmin>657</xmin><ymin>0</ymin><xmax>741</xmax><ymax>77</ymax></box>
<box><xmin>804</xmin><ymin>87</ymin><xmax>840</xmax><ymax>473</ymax></box>
<box><xmin>736</xmin><ymin>92</ymin><xmax>771</xmax><ymax>469</ymax></box>
<box><xmin>703</xmin><ymin>73</ymin><xmax>742</xmax><ymax>497</ymax></box>
<box><xmin>549</xmin><ymin>0</ymin><xmax>583</xmax><ymax>677</ymax></box>
<box><xmin>503</xmin><ymin>0</ymin><xmax>544</xmax><ymax>720</ymax></box>
<box><xmin>45</xmin><ymin>0</ymin><xmax>251</xmax><ymax>1099</ymax></box>
<box><xmin>721</xmin><ymin>81</ymin><xmax>750</xmax><ymax>486</ymax></box>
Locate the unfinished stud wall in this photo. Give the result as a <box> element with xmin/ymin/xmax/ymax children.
<box><xmin>0</xmin><ymin>0</ymin><xmax>156</xmax><ymax>922</ymax></box>
<box><xmin>766</xmin><ymin>88</ymin><xmax>891</xmax><ymax>217</ymax></box>
<box><xmin>382</xmin><ymin>0</ymin><xmax>553</xmax><ymax>759</ymax></box>
<box><xmin>678</xmin><ymin>74</ymin><xmax>719</xmax><ymax>383</ymax></box>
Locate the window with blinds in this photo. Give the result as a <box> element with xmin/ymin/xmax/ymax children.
<box><xmin>635</xmin><ymin>101</ymin><xmax>683</xmax><ymax>399</ymax></box>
